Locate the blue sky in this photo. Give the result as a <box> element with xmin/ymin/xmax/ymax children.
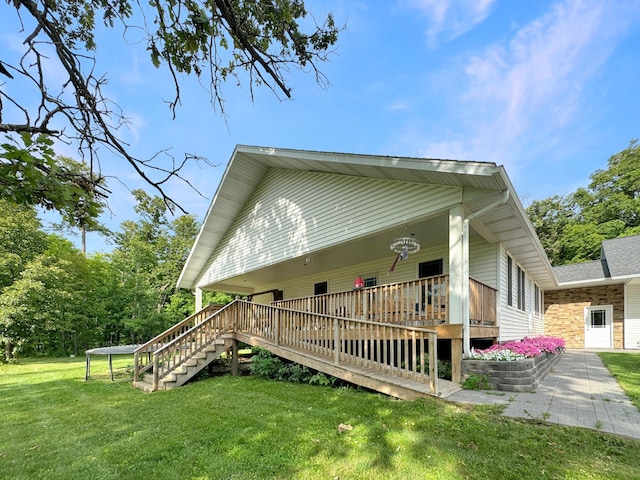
<box><xmin>3</xmin><ymin>0</ymin><xmax>640</xmax><ymax>253</ymax></box>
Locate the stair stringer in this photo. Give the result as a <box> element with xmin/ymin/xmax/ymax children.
<box><xmin>135</xmin><ymin>337</ymin><xmax>232</xmax><ymax>392</ymax></box>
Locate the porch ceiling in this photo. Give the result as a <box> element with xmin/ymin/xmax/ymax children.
<box><xmin>204</xmin><ymin>214</ymin><xmax>455</xmax><ymax>292</ymax></box>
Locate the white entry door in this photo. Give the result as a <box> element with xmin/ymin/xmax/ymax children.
<box><xmin>584</xmin><ymin>306</ymin><xmax>613</xmax><ymax>348</ymax></box>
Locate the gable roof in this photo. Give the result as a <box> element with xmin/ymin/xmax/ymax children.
<box><xmin>552</xmin><ymin>234</ymin><xmax>640</xmax><ymax>287</ymax></box>
<box><xmin>177</xmin><ymin>145</ymin><xmax>557</xmax><ymax>291</ymax></box>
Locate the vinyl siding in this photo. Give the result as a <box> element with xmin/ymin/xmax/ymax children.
<box><xmin>253</xmin><ymin>244</ymin><xmax>451</xmax><ymax>301</ymax></box>
<box><xmin>197</xmin><ymin>169</ymin><xmax>461</xmax><ymax>287</ymax></box>
<box><xmin>625</xmin><ymin>281</ymin><xmax>640</xmax><ymax>349</ymax></box>
<box><xmin>469</xmin><ymin>237</ymin><xmax>498</xmax><ymax>289</ymax></box>
<box><xmin>499</xmin><ymin>244</ymin><xmax>544</xmax><ymax>341</ymax></box>
<box><xmin>250</xmin><ymin>238</ymin><xmax>496</xmax><ymax>303</ymax></box>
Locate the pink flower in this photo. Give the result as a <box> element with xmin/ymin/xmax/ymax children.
<box><xmin>474</xmin><ymin>336</ymin><xmax>564</xmax><ymax>358</ymax></box>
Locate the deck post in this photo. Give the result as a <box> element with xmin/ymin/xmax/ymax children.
<box><xmin>153</xmin><ymin>355</ymin><xmax>159</xmax><ymax>391</ymax></box>
<box><xmin>230</xmin><ymin>339</ymin><xmax>239</xmax><ymax>376</ymax></box>
<box><xmin>451</xmin><ymin>338</ymin><xmax>462</xmax><ymax>383</ymax></box>
<box><xmin>428</xmin><ymin>333</ymin><xmax>437</xmax><ymax>393</ymax></box>
<box><xmin>133</xmin><ymin>352</ymin><xmax>139</xmax><ymax>383</ymax></box>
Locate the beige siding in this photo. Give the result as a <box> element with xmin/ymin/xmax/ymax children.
<box><xmin>197</xmin><ymin>169</ymin><xmax>461</xmax><ymax>287</ymax></box>
<box><xmin>625</xmin><ymin>281</ymin><xmax>640</xmax><ymax>349</ymax></box>
<box><xmin>545</xmin><ymin>285</ymin><xmax>625</xmax><ymax>349</ymax></box>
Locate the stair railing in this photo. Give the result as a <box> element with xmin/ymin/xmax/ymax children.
<box><xmin>149</xmin><ymin>302</ymin><xmax>237</xmax><ymax>390</ymax></box>
<box><xmin>133</xmin><ymin>303</ymin><xmax>222</xmax><ymax>383</ymax></box>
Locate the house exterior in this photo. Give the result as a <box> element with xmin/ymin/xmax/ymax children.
<box><xmin>545</xmin><ymin>235</ymin><xmax>640</xmax><ymax>349</ymax></box>
<box><xmin>177</xmin><ymin>145</ymin><xmax>557</xmax><ymax>374</ymax></box>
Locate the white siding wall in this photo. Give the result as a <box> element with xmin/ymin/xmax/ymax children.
<box><xmin>254</xmin><ymin>244</ymin><xmax>451</xmax><ymax>301</ymax></box>
<box><xmin>625</xmin><ymin>281</ymin><xmax>640</xmax><ymax>349</ymax></box>
<box><xmin>469</xmin><ymin>237</ymin><xmax>498</xmax><ymax>289</ymax></box>
<box><xmin>499</xmin><ymin>245</ymin><xmax>544</xmax><ymax>341</ymax></box>
<box><xmin>197</xmin><ymin>169</ymin><xmax>461</xmax><ymax>287</ymax></box>
<box><xmin>249</xmin><ymin>237</ymin><xmax>498</xmax><ymax>303</ymax></box>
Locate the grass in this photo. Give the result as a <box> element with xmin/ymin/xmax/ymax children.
<box><xmin>598</xmin><ymin>352</ymin><xmax>640</xmax><ymax>408</ymax></box>
<box><xmin>1</xmin><ymin>357</ymin><xmax>640</xmax><ymax>480</ymax></box>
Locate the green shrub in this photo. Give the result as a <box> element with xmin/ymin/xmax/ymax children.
<box><xmin>462</xmin><ymin>373</ymin><xmax>490</xmax><ymax>390</ymax></box>
<box><xmin>249</xmin><ymin>348</ymin><xmax>284</xmax><ymax>378</ymax></box>
<box><xmin>402</xmin><ymin>356</ymin><xmax>452</xmax><ymax>380</ymax></box>
<box><xmin>249</xmin><ymin>348</ymin><xmax>337</xmax><ymax>386</ymax></box>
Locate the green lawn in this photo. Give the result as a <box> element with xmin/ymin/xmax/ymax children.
<box><xmin>1</xmin><ymin>357</ymin><xmax>639</xmax><ymax>480</ymax></box>
<box><xmin>598</xmin><ymin>352</ymin><xmax>640</xmax><ymax>408</ymax></box>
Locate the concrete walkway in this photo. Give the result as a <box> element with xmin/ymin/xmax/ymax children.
<box><xmin>447</xmin><ymin>350</ymin><xmax>640</xmax><ymax>440</ymax></box>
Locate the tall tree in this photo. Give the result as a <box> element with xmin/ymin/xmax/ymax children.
<box><xmin>0</xmin><ymin>200</ymin><xmax>47</xmax><ymax>289</ymax></box>
<box><xmin>110</xmin><ymin>190</ymin><xmax>200</xmax><ymax>342</ymax></box>
<box><xmin>1</xmin><ymin>0</ymin><xmax>339</xmax><ymax>211</ymax></box>
<box><xmin>0</xmin><ymin>135</ymin><xmax>107</xmax><ymax>237</ymax></box>
<box><xmin>528</xmin><ymin>140</ymin><xmax>640</xmax><ymax>265</ymax></box>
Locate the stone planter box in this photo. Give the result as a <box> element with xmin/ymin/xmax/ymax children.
<box><xmin>461</xmin><ymin>350</ymin><xmax>563</xmax><ymax>392</ymax></box>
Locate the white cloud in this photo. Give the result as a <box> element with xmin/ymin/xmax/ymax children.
<box><xmin>414</xmin><ymin>0</ymin><xmax>640</xmax><ymax>172</ymax></box>
<box><xmin>406</xmin><ymin>0</ymin><xmax>496</xmax><ymax>43</ymax></box>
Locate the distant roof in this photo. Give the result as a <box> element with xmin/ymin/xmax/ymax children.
<box><xmin>552</xmin><ymin>234</ymin><xmax>640</xmax><ymax>286</ymax></box>
<box><xmin>553</xmin><ymin>260</ymin><xmax>609</xmax><ymax>284</ymax></box>
<box><xmin>601</xmin><ymin>235</ymin><xmax>640</xmax><ymax>278</ymax></box>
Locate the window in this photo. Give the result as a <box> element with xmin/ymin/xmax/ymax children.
<box><xmin>507</xmin><ymin>255</ymin><xmax>527</xmax><ymax>312</ymax></box>
<box><xmin>364</xmin><ymin>277</ymin><xmax>377</xmax><ymax>287</ymax></box>
<box><xmin>534</xmin><ymin>285</ymin><xmax>541</xmax><ymax>315</ymax></box>
<box><xmin>590</xmin><ymin>309</ymin><xmax>606</xmax><ymax>328</ymax></box>
<box><xmin>517</xmin><ymin>266</ymin><xmax>526</xmax><ymax>311</ymax></box>
<box><xmin>507</xmin><ymin>256</ymin><xmax>513</xmax><ymax>306</ymax></box>
<box><xmin>419</xmin><ymin>259</ymin><xmax>443</xmax><ymax>278</ymax></box>
<box><xmin>314</xmin><ymin>281</ymin><xmax>328</xmax><ymax>295</ymax></box>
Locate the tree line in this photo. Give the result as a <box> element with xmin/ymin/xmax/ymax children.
<box><xmin>0</xmin><ymin>191</ymin><xmax>231</xmax><ymax>362</ymax></box>
<box><xmin>527</xmin><ymin>140</ymin><xmax>640</xmax><ymax>266</ymax></box>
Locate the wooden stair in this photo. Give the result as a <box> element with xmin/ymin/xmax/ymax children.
<box><xmin>133</xmin><ymin>300</ymin><xmax>462</xmax><ymax>399</ymax></box>
<box><xmin>134</xmin><ymin>338</ymin><xmax>228</xmax><ymax>392</ymax></box>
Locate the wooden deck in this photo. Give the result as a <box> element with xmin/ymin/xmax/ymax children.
<box><xmin>134</xmin><ymin>300</ymin><xmax>463</xmax><ymax>398</ymax></box>
<box><xmin>133</xmin><ymin>278</ymin><xmax>497</xmax><ymax>397</ymax></box>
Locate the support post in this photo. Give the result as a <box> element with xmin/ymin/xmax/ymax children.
<box><xmin>133</xmin><ymin>353</ymin><xmax>139</xmax><ymax>383</ymax></box>
<box><xmin>194</xmin><ymin>287</ymin><xmax>203</xmax><ymax>312</ymax></box>
<box><xmin>448</xmin><ymin>206</ymin><xmax>465</xmax><ymax>327</ymax></box>
<box><xmin>230</xmin><ymin>339</ymin><xmax>239</xmax><ymax>376</ymax></box>
<box><xmin>451</xmin><ymin>338</ymin><xmax>463</xmax><ymax>383</ymax></box>
<box><xmin>428</xmin><ymin>333</ymin><xmax>438</xmax><ymax>394</ymax></box>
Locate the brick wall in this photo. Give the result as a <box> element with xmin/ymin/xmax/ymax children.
<box><xmin>544</xmin><ymin>284</ymin><xmax>624</xmax><ymax>348</ymax></box>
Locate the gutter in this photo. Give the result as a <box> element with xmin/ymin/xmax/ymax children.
<box><xmin>462</xmin><ymin>189</ymin><xmax>510</xmax><ymax>357</ymax></box>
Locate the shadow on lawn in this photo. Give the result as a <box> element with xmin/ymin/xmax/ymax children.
<box><xmin>2</xmin><ymin>360</ymin><xmax>640</xmax><ymax>479</ymax></box>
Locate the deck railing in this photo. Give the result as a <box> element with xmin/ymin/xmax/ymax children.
<box><xmin>134</xmin><ymin>299</ymin><xmax>439</xmax><ymax>394</ymax></box>
<box><xmin>234</xmin><ymin>300</ymin><xmax>438</xmax><ymax>393</ymax></box>
<box><xmin>469</xmin><ymin>278</ymin><xmax>497</xmax><ymax>326</ymax></box>
<box><xmin>272</xmin><ymin>275</ymin><xmax>497</xmax><ymax>328</ymax></box>
<box><xmin>133</xmin><ymin>303</ymin><xmax>222</xmax><ymax>382</ymax></box>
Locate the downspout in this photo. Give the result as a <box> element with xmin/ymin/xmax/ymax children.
<box><xmin>462</xmin><ymin>189</ymin><xmax>510</xmax><ymax>357</ymax></box>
